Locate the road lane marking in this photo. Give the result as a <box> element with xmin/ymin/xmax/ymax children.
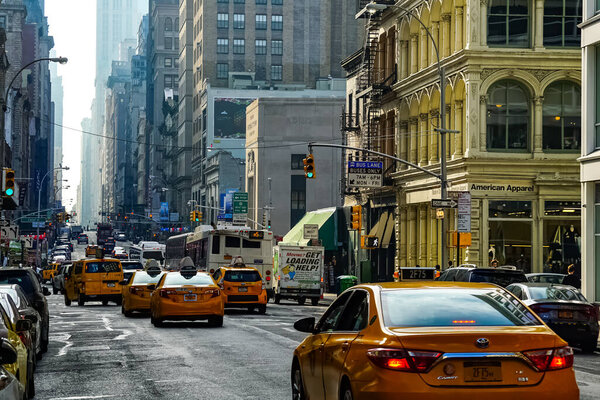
<box><xmin>53</xmin><ymin>332</ymin><xmax>73</xmax><ymax>356</ymax></box>
<box><xmin>49</xmin><ymin>396</ymin><xmax>119</xmax><ymax>400</ymax></box>
<box><xmin>69</xmin><ymin>345</ymin><xmax>110</xmax><ymax>352</ymax></box>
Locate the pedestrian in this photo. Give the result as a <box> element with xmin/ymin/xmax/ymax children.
<box><xmin>562</xmin><ymin>264</ymin><xmax>581</xmax><ymax>289</ymax></box>
<box><xmin>434</xmin><ymin>264</ymin><xmax>441</xmax><ymax>279</ymax></box>
<box><xmin>490</xmin><ymin>259</ymin><xmax>499</xmax><ymax>268</ymax></box>
<box><xmin>448</xmin><ymin>260</ymin><xmax>453</xmax><ymax>269</ymax></box>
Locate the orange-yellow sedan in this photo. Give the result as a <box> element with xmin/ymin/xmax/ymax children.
<box><xmin>149</xmin><ymin>270</ymin><xmax>224</xmax><ymax>327</ymax></box>
<box><xmin>291</xmin><ymin>282</ymin><xmax>579</xmax><ymax>400</ymax></box>
<box><xmin>120</xmin><ymin>270</ymin><xmax>165</xmax><ymax>316</ymax></box>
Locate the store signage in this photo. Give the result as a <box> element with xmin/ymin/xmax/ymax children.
<box><xmin>348</xmin><ymin>161</ymin><xmax>383</xmax><ymax>188</ymax></box>
<box><xmin>303</xmin><ymin>224</ymin><xmax>319</xmax><ymax>240</ymax></box>
<box><xmin>469</xmin><ymin>183</ymin><xmax>534</xmax><ymax>194</ymax></box>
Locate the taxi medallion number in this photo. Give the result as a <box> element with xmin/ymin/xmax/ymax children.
<box><xmin>464</xmin><ymin>362</ymin><xmax>502</xmax><ymax>382</ymax></box>
<box><xmin>184</xmin><ymin>294</ymin><xmax>197</xmax><ymax>302</ymax></box>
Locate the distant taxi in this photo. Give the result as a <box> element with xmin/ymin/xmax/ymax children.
<box><xmin>149</xmin><ymin>266</ymin><xmax>224</xmax><ymax>327</ymax></box>
<box><xmin>212</xmin><ymin>266</ymin><xmax>267</xmax><ymax>314</ymax></box>
<box><xmin>120</xmin><ymin>270</ymin><xmax>165</xmax><ymax>317</ymax></box>
<box><xmin>291</xmin><ymin>282</ymin><xmax>579</xmax><ymax>400</ymax></box>
<box><xmin>42</xmin><ymin>263</ymin><xmax>59</xmax><ymax>283</ymax></box>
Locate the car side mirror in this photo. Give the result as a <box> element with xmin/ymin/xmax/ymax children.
<box><xmin>119</xmin><ymin>280</ymin><xmax>128</xmax><ymax>286</ymax></box>
<box><xmin>147</xmin><ymin>284</ymin><xmax>156</xmax><ymax>291</ymax></box>
<box><xmin>294</xmin><ymin>317</ymin><xmax>316</xmax><ymax>334</ymax></box>
<box><xmin>43</xmin><ymin>287</ymin><xmax>51</xmax><ymax>296</ymax></box>
<box><xmin>0</xmin><ymin>339</ymin><xmax>17</xmax><ymax>364</ymax></box>
<box><xmin>16</xmin><ymin>319</ymin><xmax>32</xmax><ymax>332</ymax></box>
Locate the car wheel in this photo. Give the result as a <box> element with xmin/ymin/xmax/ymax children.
<box><xmin>291</xmin><ymin>362</ymin><xmax>305</xmax><ymax>400</ymax></box>
<box><xmin>582</xmin><ymin>338</ymin><xmax>598</xmax><ymax>353</ymax></box>
<box><xmin>247</xmin><ymin>306</ymin><xmax>255</xmax><ymax>313</ymax></box>
<box><xmin>77</xmin><ymin>294</ymin><xmax>85</xmax><ymax>307</ymax></box>
<box><xmin>274</xmin><ymin>293</ymin><xmax>281</xmax><ymax>304</ymax></box>
<box><xmin>257</xmin><ymin>305</ymin><xmax>267</xmax><ymax>314</ymax></box>
<box><xmin>102</xmin><ymin>300</ymin><xmax>109</xmax><ymax>306</ymax></box>
<box><xmin>340</xmin><ymin>379</ymin><xmax>353</xmax><ymax>400</ymax></box>
<box><xmin>41</xmin><ymin>338</ymin><xmax>48</xmax><ymax>354</ymax></box>
<box><xmin>64</xmin><ymin>295</ymin><xmax>71</xmax><ymax>306</ymax></box>
<box><xmin>116</xmin><ymin>297</ymin><xmax>122</xmax><ymax>306</ymax></box>
<box><xmin>208</xmin><ymin>315</ymin><xmax>223</xmax><ymax>327</ymax></box>
<box><xmin>311</xmin><ymin>298</ymin><xmax>319</xmax><ymax>306</ymax></box>
<box><xmin>297</xmin><ymin>297</ymin><xmax>306</xmax><ymax>306</ymax></box>
<box><xmin>151</xmin><ymin>315</ymin><xmax>163</xmax><ymax>327</ymax></box>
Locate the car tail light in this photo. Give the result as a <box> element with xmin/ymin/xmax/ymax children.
<box><xmin>583</xmin><ymin>305</ymin><xmax>599</xmax><ymax>321</ymax></box>
<box><xmin>18</xmin><ymin>332</ymin><xmax>28</xmax><ymax>347</ymax></box>
<box><xmin>129</xmin><ymin>286</ymin><xmax>143</xmax><ymax>295</ymax></box>
<box><xmin>159</xmin><ymin>289</ymin><xmax>177</xmax><ymax>298</ymax></box>
<box><xmin>523</xmin><ymin>346</ymin><xmax>573</xmax><ymax>371</ymax></box>
<box><xmin>367</xmin><ymin>348</ymin><xmax>442</xmax><ymax>372</ymax></box>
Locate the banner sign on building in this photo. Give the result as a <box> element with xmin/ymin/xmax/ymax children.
<box><xmin>457</xmin><ymin>192</ymin><xmax>471</xmax><ymax>233</ymax></box>
<box><xmin>347</xmin><ymin>161</ymin><xmax>383</xmax><ymax>188</ymax></box>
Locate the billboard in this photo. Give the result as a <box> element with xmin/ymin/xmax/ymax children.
<box><xmin>159</xmin><ymin>202</ymin><xmax>169</xmax><ymax>222</ymax></box>
<box><xmin>214</xmin><ymin>98</ymin><xmax>255</xmax><ymax>139</ymax></box>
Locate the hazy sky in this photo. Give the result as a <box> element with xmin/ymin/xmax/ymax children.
<box><xmin>46</xmin><ymin>1</ymin><xmax>96</xmax><ymax>210</ymax></box>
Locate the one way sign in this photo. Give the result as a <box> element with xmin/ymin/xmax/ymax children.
<box><xmin>361</xmin><ymin>235</ymin><xmax>379</xmax><ymax>249</ymax></box>
<box><xmin>431</xmin><ymin>199</ymin><xmax>457</xmax><ymax>208</ymax></box>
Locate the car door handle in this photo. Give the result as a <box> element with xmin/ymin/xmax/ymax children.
<box><xmin>341</xmin><ymin>342</ymin><xmax>350</xmax><ymax>352</ymax></box>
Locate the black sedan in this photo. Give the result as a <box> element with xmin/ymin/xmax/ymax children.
<box><xmin>506</xmin><ymin>282</ymin><xmax>599</xmax><ymax>353</ymax></box>
<box><xmin>77</xmin><ymin>233</ymin><xmax>89</xmax><ymax>244</ymax></box>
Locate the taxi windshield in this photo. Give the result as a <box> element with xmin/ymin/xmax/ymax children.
<box><xmin>224</xmin><ymin>270</ymin><xmax>261</xmax><ymax>282</ymax></box>
<box><xmin>381</xmin><ymin>288</ymin><xmax>541</xmax><ymax>327</ymax></box>
<box><xmin>85</xmin><ymin>262</ymin><xmax>122</xmax><ymax>273</ymax></box>
<box><xmin>163</xmin><ymin>273</ymin><xmax>213</xmax><ymax>286</ymax></box>
<box><xmin>132</xmin><ymin>271</ymin><xmax>165</xmax><ymax>284</ymax></box>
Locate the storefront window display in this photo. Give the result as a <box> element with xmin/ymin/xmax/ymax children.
<box><xmin>543</xmin><ymin>220</ymin><xmax>581</xmax><ymax>274</ymax></box>
<box><xmin>488</xmin><ymin>201</ymin><xmax>532</xmax><ymax>273</ymax></box>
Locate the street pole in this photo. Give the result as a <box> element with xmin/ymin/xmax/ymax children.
<box><xmin>35</xmin><ymin>166</ymin><xmax>68</xmax><ymax>266</ymax></box>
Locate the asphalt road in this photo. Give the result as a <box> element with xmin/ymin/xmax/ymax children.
<box><xmin>31</xmin><ymin>236</ymin><xmax>600</xmax><ymax>399</ymax></box>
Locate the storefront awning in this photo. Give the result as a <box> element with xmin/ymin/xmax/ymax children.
<box><xmin>368</xmin><ymin>211</ymin><xmax>395</xmax><ymax>249</ymax></box>
<box><xmin>281</xmin><ymin>207</ymin><xmax>337</xmax><ymax>251</ymax></box>
<box><xmin>381</xmin><ymin>212</ymin><xmax>395</xmax><ymax>249</ymax></box>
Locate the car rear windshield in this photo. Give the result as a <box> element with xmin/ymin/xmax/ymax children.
<box><xmin>85</xmin><ymin>262</ymin><xmax>122</xmax><ymax>273</ymax></box>
<box><xmin>528</xmin><ymin>287</ymin><xmax>586</xmax><ymax>302</ymax></box>
<box><xmin>224</xmin><ymin>270</ymin><xmax>261</xmax><ymax>282</ymax></box>
<box><xmin>163</xmin><ymin>273</ymin><xmax>213</xmax><ymax>286</ymax></box>
<box><xmin>470</xmin><ymin>270</ymin><xmax>527</xmax><ymax>287</ymax></box>
<box><xmin>381</xmin><ymin>288</ymin><xmax>541</xmax><ymax>327</ymax></box>
<box><xmin>143</xmin><ymin>251</ymin><xmax>164</xmax><ymax>261</ymax></box>
<box><xmin>122</xmin><ymin>263</ymin><xmax>143</xmax><ymax>270</ymax></box>
<box><xmin>0</xmin><ymin>272</ymin><xmax>36</xmax><ymax>295</ymax></box>
<box><xmin>132</xmin><ymin>272</ymin><xmax>165</xmax><ymax>284</ymax></box>
<box><xmin>0</xmin><ymin>289</ymin><xmax>21</xmax><ymax>309</ymax></box>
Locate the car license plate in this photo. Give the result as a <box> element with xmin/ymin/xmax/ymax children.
<box><xmin>184</xmin><ymin>294</ymin><xmax>197</xmax><ymax>302</ymax></box>
<box><xmin>558</xmin><ymin>310</ymin><xmax>573</xmax><ymax>319</ymax></box>
<box><xmin>238</xmin><ymin>287</ymin><xmax>248</xmax><ymax>292</ymax></box>
<box><xmin>464</xmin><ymin>362</ymin><xmax>502</xmax><ymax>382</ymax></box>
<box><xmin>106</xmin><ymin>283</ymin><xmax>115</xmax><ymax>287</ymax></box>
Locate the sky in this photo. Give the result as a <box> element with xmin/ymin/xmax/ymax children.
<box><xmin>45</xmin><ymin>1</ymin><xmax>96</xmax><ymax>210</ymax></box>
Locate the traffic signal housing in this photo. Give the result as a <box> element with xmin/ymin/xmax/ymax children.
<box><xmin>189</xmin><ymin>211</ymin><xmax>195</xmax><ymax>222</ymax></box>
<box><xmin>57</xmin><ymin>212</ymin><xmax>63</xmax><ymax>223</ymax></box>
<box><xmin>2</xmin><ymin>168</ymin><xmax>15</xmax><ymax>197</ymax></box>
<box><xmin>350</xmin><ymin>205</ymin><xmax>362</xmax><ymax>230</ymax></box>
<box><xmin>303</xmin><ymin>154</ymin><xmax>315</xmax><ymax>179</ymax></box>
<box><xmin>195</xmin><ymin>211</ymin><xmax>202</xmax><ymax>223</ymax></box>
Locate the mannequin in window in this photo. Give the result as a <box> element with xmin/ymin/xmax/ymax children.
<box><xmin>563</xmin><ymin>225</ymin><xmax>580</xmax><ymax>265</ymax></box>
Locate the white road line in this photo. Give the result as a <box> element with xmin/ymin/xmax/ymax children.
<box><xmin>49</xmin><ymin>396</ymin><xmax>119</xmax><ymax>400</ymax></box>
<box><xmin>101</xmin><ymin>316</ymin><xmax>114</xmax><ymax>331</ymax></box>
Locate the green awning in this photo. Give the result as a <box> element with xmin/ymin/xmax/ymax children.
<box><xmin>281</xmin><ymin>207</ymin><xmax>337</xmax><ymax>250</ymax></box>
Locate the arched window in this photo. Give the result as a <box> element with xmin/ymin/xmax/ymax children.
<box><xmin>165</xmin><ymin>17</ymin><xmax>173</xmax><ymax>31</ymax></box>
<box><xmin>488</xmin><ymin>0</ymin><xmax>529</xmax><ymax>47</ymax></box>
<box><xmin>543</xmin><ymin>81</ymin><xmax>580</xmax><ymax>150</ymax></box>
<box><xmin>543</xmin><ymin>0</ymin><xmax>581</xmax><ymax>47</ymax></box>
<box><xmin>487</xmin><ymin>80</ymin><xmax>529</xmax><ymax>150</ymax></box>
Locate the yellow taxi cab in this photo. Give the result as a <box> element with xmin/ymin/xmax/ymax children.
<box><xmin>85</xmin><ymin>245</ymin><xmax>99</xmax><ymax>257</ymax></box>
<box><xmin>64</xmin><ymin>258</ymin><xmax>123</xmax><ymax>307</ymax></box>
<box><xmin>42</xmin><ymin>263</ymin><xmax>59</xmax><ymax>282</ymax></box>
<box><xmin>120</xmin><ymin>263</ymin><xmax>165</xmax><ymax>317</ymax></box>
<box><xmin>212</xmin><ymin>263</ymin><xmax>268</xmax><ymax>314</ymax></box>
<box><xmin>291</xmin><ymin>282</ymin><xmax>579</xmax><ymax>400</ymax></box>
<box><xmin>149</xmin><ymin>264</ymin><xmax>224</xmax><ymax>327</ymax></box>
<box><xmin>0</xmin><ymin>294</ymin><xmax>31</xmax><ymax>397</ymax></box>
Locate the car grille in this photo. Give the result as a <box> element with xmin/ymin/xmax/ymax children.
<box><xmin>228</xmin><ymin>295</ymin><xmax>258</xmax><ymax>302</ymax></box>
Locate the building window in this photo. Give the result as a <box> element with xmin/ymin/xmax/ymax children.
<box><xmin>234</xmin><ymin>0</ymin><xmax>244</xmax><ymax>3</ymax></box>
<box><xmin>290</xmin><ymin>175</ymin><xmax>306</xmax><ymax>227</ymax></box>
<box><xmin>542</xmin><ymin>81</ymin><xmax>581</xmax><ymax>151</ymax></box>
<box><xmin>233</xmin><ymin>39</ymin><xmax>245</xmax><ymax>54</ymax></box>
<box><xmin>164</xmin><ymin>75</ymin><xmax>175</xmax><ymax>88</ymax></box>
<box><xmin>543</xmin><ymin>0</ymin><xmax>582</xmax><ymax>47</ymax></box>
<box><xmin>217</xmin><ymin>13</ymin><xmax>229</xmax><ymax>29</ymax></box>
<box><xmin>489</xmin><ymin>200</ymin><xmax>533</xmax><ymax>273</ymax></box>
<box><xmin>597</xmin><ymin>47</ymin><xmax>600</xmax><ymax>149</ymax></box>
<box><xmin>256</xmin><ymin>14</ymin><xmax>267</xmax><ymax>30</ymax></box>
<box><xmin>486</xmin><ymin>80</ymin><xmax>529</xmax><ymax>151</ymax></box>
<box><xmin>0</xmin><ymin>16</ymin><xmax>7</xmax><ymax>30</ymax></box>
<box><xmin>271</xmin><ymin>40</ymin><xmax>282</xmax><ymax>55</ymax></box>
<box><xmin>271</xmin><ymin>65</ymin><xmax>282</xmax><ymax>81</ymax></box>
<box><xmin>291</xmin><ymin>154</ymin><xmax>305</xmax><ymax>170</ymax></box>
<box><xmin>164</xmin><ymin>57</ymin><xmax>172</xmax><ymax>67</ymax></box>
<box><xmin>255</xmin><ymin>39</ymin><xmax>267</xmax><ymax>55</ymax></box>
<box><xmin>488</xmin><ymin>0</ymin><xmax>529</xmax><ymax>47</ymax></box>
<box><xmin>256</xmin><ymin>0</ymin><xmax>267</xmax><ymax>4</ymax></box>
<box><xmin>272</xmin><ymin>0</ymin><xmax>282</xmax><ymax>4</ymax></box>
<box><xmin>233</xmin><ymin>14</ymin><xmax>245</xmax><ymax>29</ymax></box>
<box><xmin>165</xmin><ymin>37</ymin><xmax>173</xmax><ymax>49</ymax></box>
<box><xmin>217</xmin><ymin>63</ymin><xmax>229</xmax><ymax>79</ymax></box>
<box><xmin>217</xmin><ymin>38</ymin><xmax>229</xmax><ymax>54</ymax></box>
<box><xmin>271</xmin><ymin>14</ymin><xmax>283</xmax><ymax>30</ymax></box>
<box><xmin>165</xmin><ymin>17</ymin><xmax>173</xmax><ymax>31</ymax></box>
<box><xmin>217</xmin><ymin>0</ymin><xmax>228</xmax><ymax>3</ymax></box>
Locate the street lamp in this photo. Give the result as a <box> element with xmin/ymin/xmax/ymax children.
<box><xmin>36</xmin><ymin>165</ymin><xmax>69</xmax><ymax>265</ymax></box>
<box><xmin>360</xmin><ymin>2</ymin><xmax>452</xmax><ymax>268</ymax></box>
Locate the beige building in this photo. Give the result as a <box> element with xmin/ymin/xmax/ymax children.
<box><xmin>343</xmin><ymin>0</ymin><xmax>582</xmax><ymax>279</ymax></box>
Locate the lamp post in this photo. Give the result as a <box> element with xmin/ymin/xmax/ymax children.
<box><xmin>362</xmin><ymin>2</ymin><xmax>452</xmax><ymax>269</ymax></box>
<box><xmin>36</xmin><ymin>165</ymin><xmax>69</xmax><ymax>265</ymax></box>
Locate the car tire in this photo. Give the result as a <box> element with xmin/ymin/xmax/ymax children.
<box><xmin>41</xmin><ymin>339</ymin><xmax>48</xmax><ymax>354</ymax></box>
<box><xmin>151</xmin><ymin>315</ymin><xmax>163</xmax><ymax>327</ymax></box>
<box><xmin>247</xmin><ymin>306</ymin><xmax>255</xmax><ymax>313</ymax></box>
<box><xmin>208</xmin><ymin>315</ymin><xmax>223</xmax><ymax>327</ymax></box>
<box><xmin>102</xmin><ymin>300</ymin><xmax>109</xmax><ymax>306</ymax></box>
<box><xmin>77</xmin><ymin>294</ymin><xmax>85</xmax><ymax>307</ymax></box>
<box><xmin>27</xmin><ymin>363</ymin><xmax>35</xmax><ymax>399</ymax></box>
<box><xmin>340</xmin><ymin>379</ymin><xmax>353</xmax><ymax>400</ymax></box>
<box><xmin>311</xmin><ymin>298</ymin><xmax>319</xmax><ymax>306</ymax></box>
<box><xmin>291</xmin><ymin>361</ymin><xmax>305</xmax><ymax>400</ymax></box>
<box><xmin>582</xmin><ymin>338</ymin><xmax>598</xmax><ymax>353</ymax></box>
<box><xmin>297</xmin><ymin>297</ymin><xmax>306</xmax><ymax>306</ymax></box>
<box><xmin>274</xmin><ymin>293</ymin><xmax>281</xmax><ymax>304</ymax></box>
<box><xmin>257</xmin><ymin>305</ymin><xmax>267</xmax><ymax>314</ymax></box>
<box><xmin>116</xmin><ymin>297</ymin><xmax>122</xmax><ymax>306</ymax></box>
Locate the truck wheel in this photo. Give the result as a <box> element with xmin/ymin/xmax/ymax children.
<box><xmin>311</xmin><ymin>298</ymin><xmax>319</xmax><ymax>306</ymax></box>
<box><xmin>77</xmin><ymin>294</ymin><xmax>85</xmax><ymax>307</ymax></box>
<box><xmin>257</xmin><ymin>305</ymin><xmax>267</xmax><ymax>314</ymax></box>
<box><xmin>274</xmin><ymin>294</ymin><xmax>281</xmax><ymax>304</ymax></box>
<box><xmin>297</xmin><ymin>297</ymin><xmax>306</xmax><ymax>306</ymax></box>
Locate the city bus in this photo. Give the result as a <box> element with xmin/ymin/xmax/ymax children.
<box><xmin>165</xmin><ymin>233</ymin><xmax>192</xmax><ymax>270</ymax></box>
<box><xmin>186</xmin><ymin>225</ymin><xmax>274</xmax><ymax>298</ymax></box>
<box><xmin>128</xmin><ymin>242</ymin><xmax>166</xmax><ymax>266</ymax></box>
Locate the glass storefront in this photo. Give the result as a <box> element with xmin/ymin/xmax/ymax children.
<box><xmin>488</xmin><ymin>201</ymin><xmax>532</xmax><ymax>273</ymax></box>
<box><xmin>543</xmin><ymin>201</ymin><xmax>581</xmax><ymax>274</ymax></box>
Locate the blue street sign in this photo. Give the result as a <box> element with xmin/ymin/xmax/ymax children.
<box><xmin>347</xmin><ymin>161</ymin><xmax>383</xmax><ymax>169</ymax></box>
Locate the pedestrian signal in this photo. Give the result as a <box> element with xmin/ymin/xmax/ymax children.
<box><xmin>350</xmin><ymin>205</ymin><xmax>362</xmax><ymax>230</ymax></box>
<box><xmin>303</xmin><ymin>154</ymin><xmax>315</xmax><ymax>179</ymax></box>
<box><xmin>361</xmin><ymin>235</ymin><xmax>379</xmax><ymax>249</ymax></box>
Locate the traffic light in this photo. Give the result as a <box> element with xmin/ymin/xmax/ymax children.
<box><xmin>190</xmin><ymin>211</ymin><xmax>195</xmax><ymax>222</ymax></box>
<box><xmin>2</xmin><ymin>168</ymin><xmax>15</xmax><ymax>197</ymax></box>
<box><xmin>267</xmin><ymin>220</ymin><xmax>271</xmax><ymax>230</ymax></box>
<box><xmin>65</xmin><ymin>213</ymin><xmax>70</xmax><ymax>223</ymax></box>
<box><xmin>57</xmin><ymin>212</ymin><xmax>63</xmax><ymax>223</ymax></box>
<box><xmin>303</xmin><ymin>154</ymin><xmax>315</xmax><ymax>179</ymax></box>
<box><xmin>195</xmin><ymin>211</ymin><xmax>202</xmax><ymax>223</ymax></box>
<box><xmin>350</xmin><ymin>205</ymin><xmax>362</xmax><ymax>230</ymax></box>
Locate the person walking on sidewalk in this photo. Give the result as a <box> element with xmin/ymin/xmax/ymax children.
<box><xmin>562</xmin><ymin>264</ymin><xmax>581</xmax><ymax>289</ymax></box>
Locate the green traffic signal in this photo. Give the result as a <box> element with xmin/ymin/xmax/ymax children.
<box><xmin>5</xmin><ymin>188</ymin><xmax>13</xmax><ymax>196</ymax></box>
